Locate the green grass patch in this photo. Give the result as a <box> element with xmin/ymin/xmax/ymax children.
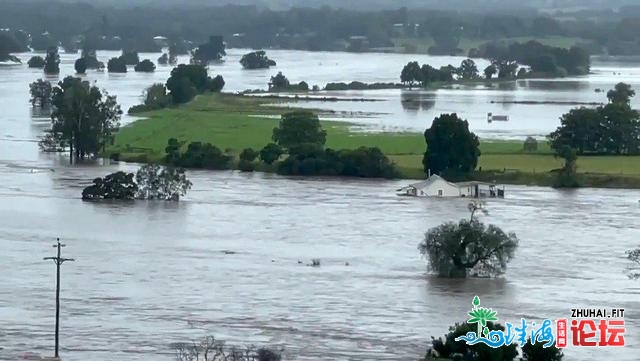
<box><xmin>110</xmin><ymin>92</ymin><xmax>640</xmax><ymax>188</ymax></box>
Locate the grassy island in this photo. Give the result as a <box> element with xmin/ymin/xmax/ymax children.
<box><xmin>107</xmin><ymin>93</ymin><xmax>640</xmax><ymax>188</ymax></box>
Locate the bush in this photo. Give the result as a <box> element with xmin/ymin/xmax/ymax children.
<box><xmin>429</xmin><ymin>321</ymin><xmax>518</xmax><ymax>361</ymax></box>
<box><xmin>134</xmin><ymin>59</ymin><xmax>156</xmax><ymax>72</ymax></box>
<box><xmin>179</xmin><ymin>141</ymin><xmax>231</xmax><ymax>170</ymax></box>
<box><xmin>28</xmin><ymin>56</ymin><xmax>45</xmax><ymax>68</ymax></box>
<box><xmin>74</xmin><ymin>58</ymin><xmax>87</xmax><ymax>74</ymax></box>
<box><xmin>107</xmin><ymin>57</ymin><xmax>127</xmax><ymax>73</ymax></box>
<box><xmin>207</xmin><ymin>74</ymin><xmax>225</xmax><ymax>92</ymax></box>
<box><xmin>259</xmin><ymin>143</ymin><xmax>283</xmax><ymax>165</ymax></box>
<box><xmin>240</xmin><ymin>148</ymin><xmax>259</xmax><ymax>162</ymax></box>
<box><xmin>523</xmin><ymin>137</ymin><xmax>538</xmax><ymax>152</ymax></box>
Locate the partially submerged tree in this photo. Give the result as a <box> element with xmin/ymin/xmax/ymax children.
<box><xmin>483</xmin><ymin>64</ymin><xmax>497</xmax><ymax>80</ymax></box>
<box><xmin>553</xmin><ymin>145</ymin><xmax>580</xmax><ymax>188</ymax></box>
<box><xmin>457</xmin><ymin>58</ymin><xmax>479</xmax><ymax>80</ymax></box>
<box><xmin>74</xmin><ymin>57</ymin><xmax>87</xmax><ymax>74</ymax></box>
<box><xmin>135</xmin><ymin>164</ymin><xmax>192</xmax><ymax>201</ymax></box>
<box><xmin>82</xmin><ymin>171</ymin><xmax>138</xmax><ymax>200</ymax></box>
<box><xmin>418</xmin><ymin>202</ymin><xmax>519</xmax><ymax>278</ymax></box>
<box><xmin>107</xmin><ymin>56</ymin><xmax>127</xmax><ymax>73</ymax></box>
<box><xmin>29</xmin><ymin>79</ymin><xmax>52</xmax><ymax>107</ymax></box>
<box><xmin>49</xmin><ymin>76</ymin><xmax>122</xmax><ymax>162</ymax></box>
<box><xmin>626</xmin><ymin>248</ymin><xmax>640</xmax><ymax>280</ymax></box>
<box><xmin>28</xmin><ymin>56</ymin><xmax>46</xmax><ymax>68</ymax></box>
<box><xmin>240</xmin><ymin>50</ymin><xmax>276</xmax><ymax>69</ymax></box>
<box><xmin>174</xmin><ymin>336</ymin><xmax>283</xmax><ymax>361</ymax></box>
<box><xmin>191</xmin><ymin>35</ymin><xmax>226</xmax><ymax>64</ymax></box>
<box><xmin>44</xmin><ymin>47</ymin><xmax>60</xmax><ymax>75</ymax></box>
<box><xmin>134</xmin><ymin>59</ymin><xmax>156</xmax><ymax>72</ymax></box>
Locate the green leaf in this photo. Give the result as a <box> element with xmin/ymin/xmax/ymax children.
<box><xmin>468</xmin><ymin>310</ymin><xmax>483</xmax><ymax>318</ymax></box>
<box><xmin>467</xmin><ymin>317</ymin><xmax>481</xmax><ymax>323</ymax></box>
<box><xmin>473</xmin><ymin>296</ymin><xmax>480</xmax><ymax>307</ymax></box>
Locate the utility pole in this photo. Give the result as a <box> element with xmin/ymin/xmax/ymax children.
<box><xmin>43</xmin><ymin>238</ymin><xmax>74</xmax><ymax>359</ymax></box>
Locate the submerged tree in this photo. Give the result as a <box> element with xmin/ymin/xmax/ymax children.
<box><xmin>44</xmin><ymin>47</ymin><xmax>60</xmax><ymax>75</ymax></box>
<box><xmin>174</xmin><ymin>336</ymin><xmax>283</xmax><ymax>361</ymax></box>
<box><xmin>626</xmin><ymin>248</ymin><xmax>640</xmax><ymax>280</ymax></box>
<box><xmin>135</xmin><ymin>164</ymin><xmax>192</xmax><ymax>201</ymax></box>
<box><xmin>191</xmin><ymin>35</ymin><xmax>226</xmax><ymax>64</ymax></box>
<box><xmin>29</xmin><ymin>79</ymin><xmax>52</xmax><ymax>107</ymax></box>
<box><xmin>240</xmin><ymin>50</ymin><xmax>276</xmax><ymax>69</ymax></box>
<box><xmin>419</xmin><ymin>202</ymin><xmax>519</xmax><ymax>278</ymax></box>
<box><xmin>28</xmin><ymin>56</ymin><xmax>46</xmax><ymax>68</ymax></box>
<box><xmin>82</xmin><ymin>171</ymin><xmax>138</xmax><ymax>200</ymax></box>
<box><xmin>49</xmin><ymin>76</ymin><xmax>122</xmax><ymax>163</ymax></box>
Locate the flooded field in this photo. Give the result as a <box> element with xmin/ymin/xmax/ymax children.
<box><xmin>0</xmin><ymin>49</ymin><xmax>639</xmax><ymax>361</ymax></box>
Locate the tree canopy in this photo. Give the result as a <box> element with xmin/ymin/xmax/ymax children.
<box><xmin>423</xmin><ymin>113</ymin><xmax>480</xmax><ymax>177</ymax></box>
<box><xmin>272</xmin><ymin>112</ymin><xmax>327</xmax><ymax>150</ymax></box>
<box><xmin>28</xmin><ymin>56</ymin><xmax>45</xmax><ymax>68</ymax></box>
<box><xmin>48</xmin><ymin>76</ymin><xmax>122</xmax><ymax>162</ymax></box>
<box><xmin>191</xmin><ymin>35</ymin><xmax>225</xmax><ymax>64</ymax></box>
<box><xmin>107</xmin><ymin>57</ymin><xmax>127</xmax><ymax>73</ymax></box>
<box><xmin>548</xmin><ymin>83</ymin><xmax>640</xmax><ymax>155</ymax></box>
<box><xmin>44</xmin><ymin>47</ymin><xmax>60</xmax><ymax>75</ymax></box>
<box><xmin>240</xmin><ymin>50</ymin><xmax>276</xmax><ymax>69</ymax></box>
<box><xmin>29</xmin><ymin>79</ymin><xmax>52</xmax><ymax>107</ymax></box>
<box><xmin>419</xmin><ymin>202</ymin><xmax>519</xmax><ymax>278</ymax></box>
<box><xmin>134</xmin><ymin>59</ymin><xmax>156</xmax><ymax>72</ymax></box>
<box><xmin>165</xmin><ymin>64</ymin><xmax>224</xmax><ymax>104</ymax></box>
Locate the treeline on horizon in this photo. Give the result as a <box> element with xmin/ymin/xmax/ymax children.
<box><xmin>3</xmin><ymin>1</ymin><xmax>640</xmax><ymax>56</ymax></box>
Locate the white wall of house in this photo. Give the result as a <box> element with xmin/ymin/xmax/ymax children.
<box><xmin>422</xmin><ymin>178</ymin><xmax>460</xmax><ymax>197</ymax></box>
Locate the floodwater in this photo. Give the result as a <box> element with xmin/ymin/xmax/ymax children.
<box><xmin>0</xmin><ymin>49</ymin><xmax>639</xmax><ymax>361</ymax></box>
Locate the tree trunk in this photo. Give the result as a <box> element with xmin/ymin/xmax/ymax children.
<box><xmin>69</xmin><ymin>140</ymin><xmax>74</xmax><ymax>165</ymax></box>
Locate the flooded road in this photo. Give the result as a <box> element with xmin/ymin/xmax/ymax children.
<box><xmin>0</xmin><ymin>49</ymin><xmax>639</xmax><ymax>360</ymax></box>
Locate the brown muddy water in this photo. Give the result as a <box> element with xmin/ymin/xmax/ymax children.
<box><xmin>0</xmin><ymin>50</ymin><xmax>639</xmax><ymax>361</ymax></box>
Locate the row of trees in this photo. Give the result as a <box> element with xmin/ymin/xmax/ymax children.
<box><xmin>472</xmin><ymin>40</ymin><xmax>590</xmax><ymax>76</ymax></box>
<box><xmin>549</xmin><ymin>83</ymin><xmax>640</xmax><ymax>155</ymax></box>
<box><xmin>400</xmin><ymin>59</ymin><xmax>487</xmax><ymax>87</ymax></box>
<box><xmin>130</xmin><ymin>64</ymin><xmax>225</xmax><ymax>113</ymax></box>
<box><xmin>159</xmin><ymin>111</ymin><xmax>398</xmax><ymax>179</ymax></box>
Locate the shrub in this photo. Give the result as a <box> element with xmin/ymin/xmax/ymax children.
<box><xmin>107</xmin><ymin>57</ymin><xmax>127</xmax><ymax>73</ymax></box>
<box><xmin>28</xmin><ymin>56</ymin><xmax>46</xmax><ymax>68</ymax></box>
<box><xmin>180</xmin><ymin>141</ymin><xmax>231</xmax><ymax>170</ymax></box>
<box><xmin>207</xmin><ymin>74</ymin><xmax>225</xmax><ymax>92</ymax></box>
<box><xmin>134</xmin><ymin>59</ymin><xmax>156</xmax><ymax>72</ymax></box>
<box><xmin>259</xmin><ymin>143</ymin><xmax>283</xmax><ymax>165</ymax></box>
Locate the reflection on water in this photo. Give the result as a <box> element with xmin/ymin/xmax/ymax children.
<box><xmin>400</xmin><ymin>91</ymin><xmax>436</xmax><ymax>114</ymax></box>
<box><xmin>0</xmin><ymin>49</ymin><xmax>639</xmax><ymax>361</ymax></box>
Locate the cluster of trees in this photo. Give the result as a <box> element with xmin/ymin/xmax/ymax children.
<box><xmin>272</xmin><ymin>112</ymin><xmax>399</xmax><ymax>178</ymax></box>
<box><xmin>158</xmin><ymin>112</ymin><xmax>398</xmax><ymax>179</ymax></box>
<box><xmin>33</xmin><ymin>76</ymin><xmax>122</xmax><ymax>163</ymax></box>
<box><xmin>82</xmin><ymin>164</ymin><xmax>192</xmax><ymax>201</ymax></box>
<box><xmin>130</xmin><ymin>64</ymin><xmax>225</xmax><ymax>113</ymax></box>
<box><xmin>472</xmin><ymin>41</ymin><xmax>590</xmax><ymax>77</ymax></box>
<box><xmin>74</xmin><ymin>49</ymin><xmax>105</xmax><ymax>73</ymax></box>
<box><xmin>548</xmin><ymin>83</ymin><xmax>640</xmax><ymax>155</ymax></box>
<box><xmin>268</xmin><ymin>72</ymin><xmax>309</xmax><ymax>92</ymax></box>
<box><xmin>240</xmin><ymin>50</ymin><xmax>276</xmax><ymax>69</ymax></box>
<box><xmin>105</xmin><ymin>50</ymin><xmax>156</xmax><ymax>73</ymax></box>
<box><xmin>191</xmin><ymin>36</ymin><xmax>225</xmax><ymax>65</ymax></box>
<box><xmin>324</xmin><ymin>81</ymin><xmax>402</xmax><ymax>91</ymax></box>
<box><xmin>174</xmin><ymin>336</ymin><xmax>282</xmax><ymax>361</ymax></box>
<box><xmin>400</xmin><ymin>60</ymin><xmax>476</xmax><ymax>87</ymax></box>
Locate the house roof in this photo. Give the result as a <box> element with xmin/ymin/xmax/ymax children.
<box><xmin>455</xmin><ymin>181</ymin><xmax>495</xmax><ymax>187</ymax></box>
<box><xmin>405</xmin><ymin>175</ymin><xmax>459</xmax><ymax>190</ymax></box>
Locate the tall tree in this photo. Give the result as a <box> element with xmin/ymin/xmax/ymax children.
<box><xmin>49</xmin><ymin>76</ymin><xmax>122</xmax><ymax>163</ymax></box>
<box><xmin>607</xmin><ymin>82</ymin><xmax>635</xmax><ymax>105</ymax></box>
<box><xmin>423</xmin><ymin>113</ymin><xmax>480</xmax><ymax>176</ymax></box>
<box><xmin>458</xmin><ymin>59</ymin><xmax>479</xmax><ymax>80</ymax></box>
<box><xmin>548</xmin><ymin>107</ymin><xmax>603</xmax><ymax>154</ymax></box>
<box><xmin>272</xmin><ymin>112</ymin><xmax>327</xmax><ymax>150</ymax></box>
<box><xmin>191</xmin><ymin>35</ymin><xmax>225</xmax><ymax>65</ymax></box>
<box><xmin>44</xmin><ymin>47</ymin><xmax>60</xmax><ymax>75</ymax></box>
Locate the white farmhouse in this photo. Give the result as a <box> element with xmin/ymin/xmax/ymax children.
<box><xmin>397</xmin><ymin>175</ymin><xmax>505</xmax><ymax>198</ymax></box>
<box><xmin>397</xmin><ymin>175</ymin><xmax>461</xmax><ymax>197</ymax></box>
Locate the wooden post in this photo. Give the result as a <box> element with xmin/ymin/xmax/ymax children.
<box><xmin>44</xmin><ymin>238</ymin><xmax>74</xmax><ymax>359</ymax></box>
